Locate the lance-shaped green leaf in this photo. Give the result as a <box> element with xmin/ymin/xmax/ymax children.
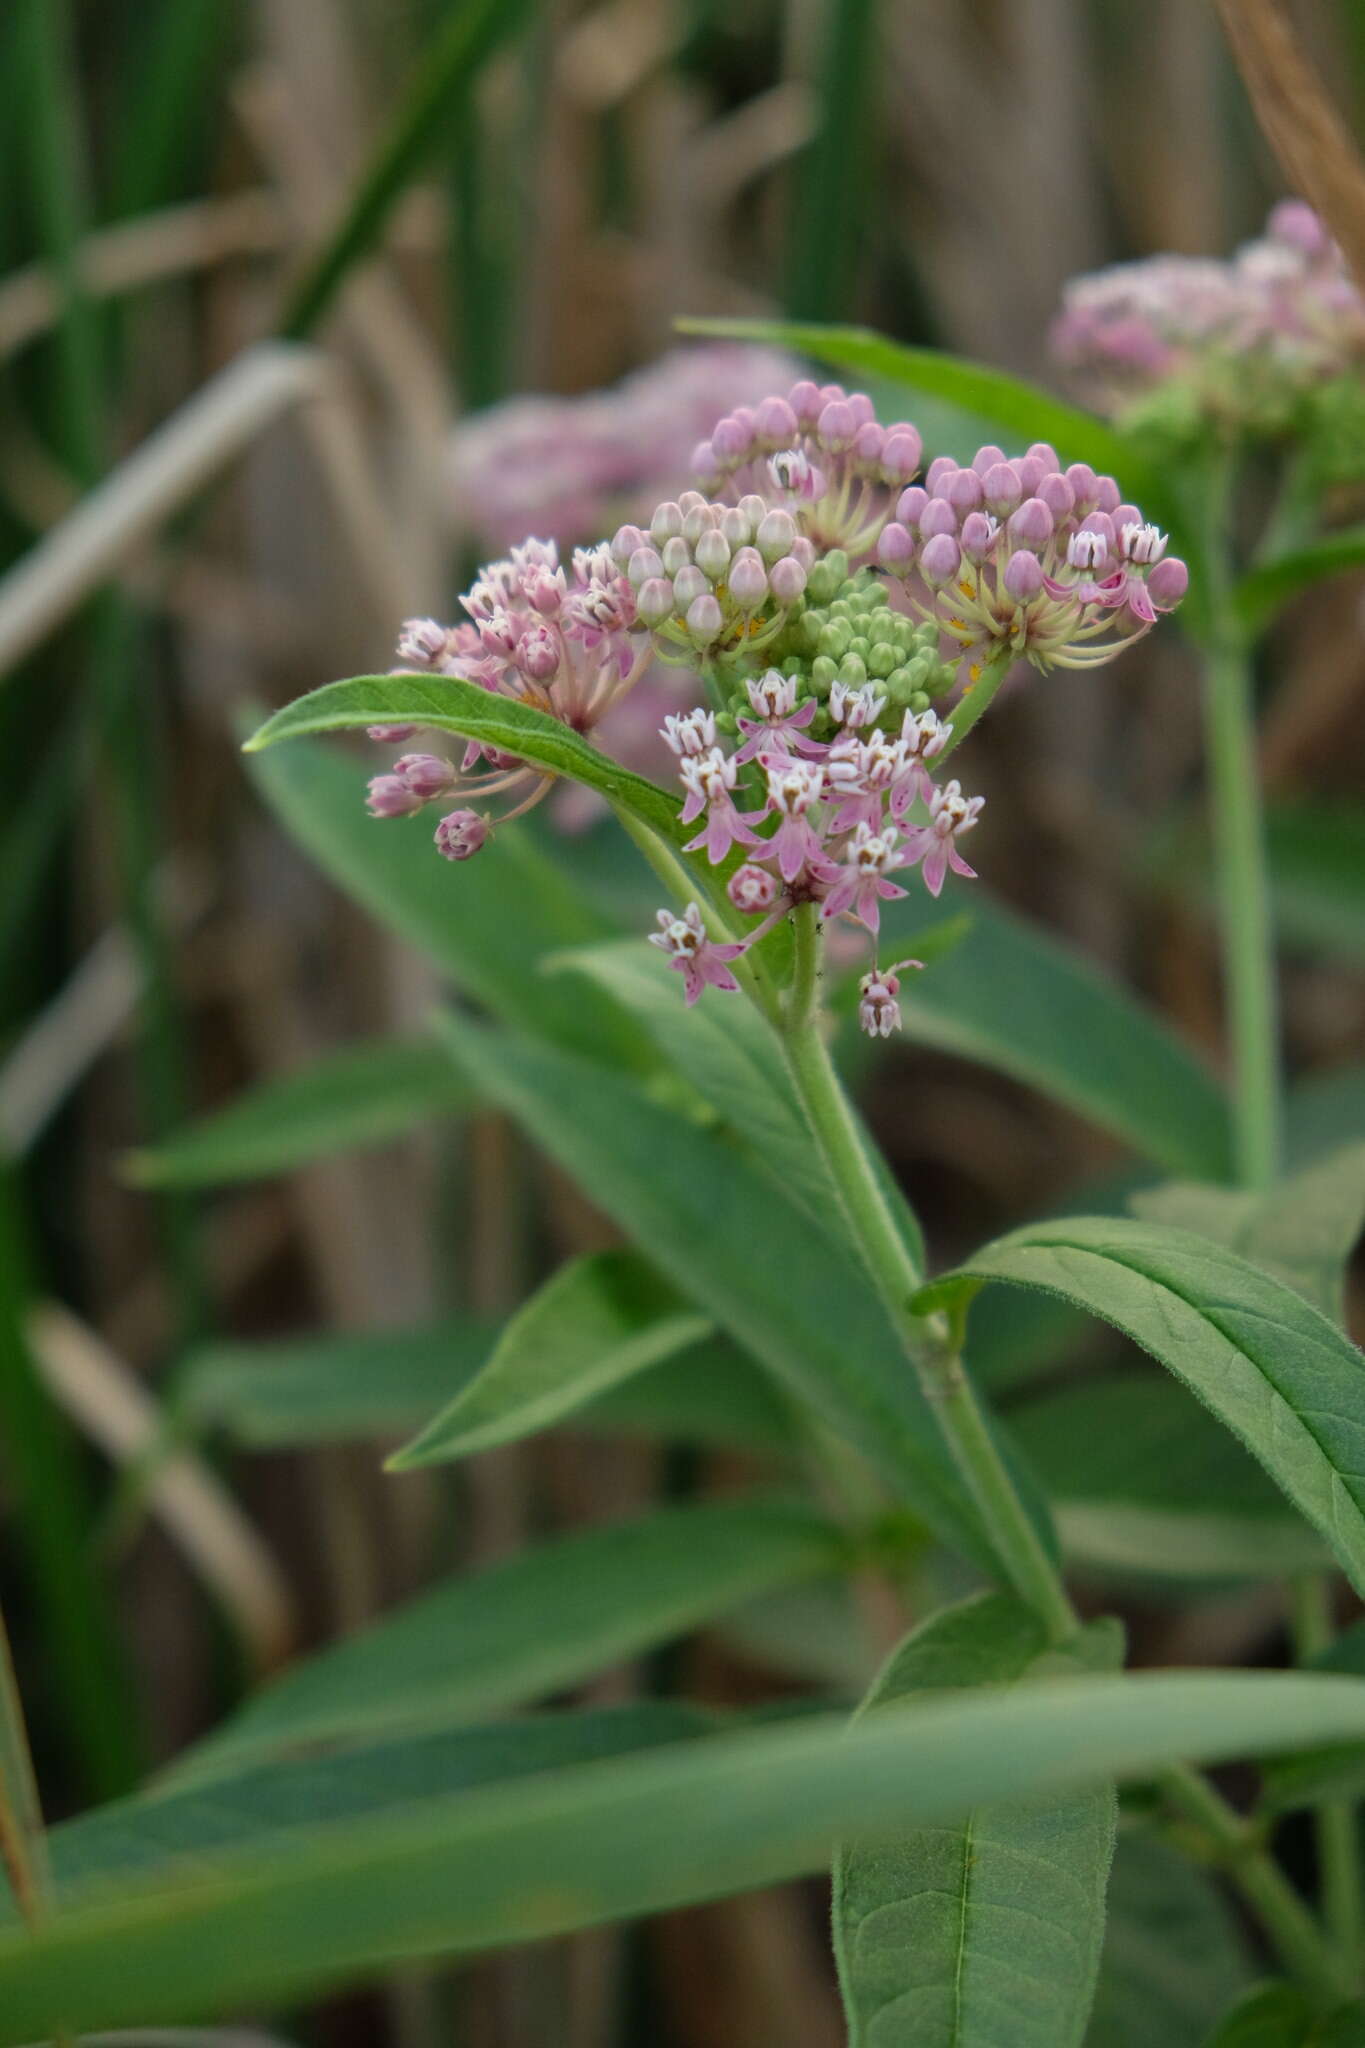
<box><xmin>169</xmin><ymin>1495</ymin><xmax>843</xmax><ymax>1779</ymax></box>
<box><xmin>10</xmin><ymin>1673</ymin><xmax>1365</xmax><ymax>2038</ymax></box>
<box><xmin>1234</xmin><ymin>523</ymin><xmax>1365</xmax><ymax>633</ymax></box>
<box><xmin>433</xmin><ymin>1009</ymin><xmax>994</xmax><ymax>1565</ymax></box>
<box><xmin>1132</xmin><ymin>1143</ymin><xmax>1365</xmax><ymax>1328</ymax></box>
<box><xmin>676</xmin><ymin>318</ymin><xmax>1151</xmax><ymax>489</ymax></box>
<box><xmin>391</xmin><ymin>1251</ymin><xmax>713</xmax><ymax>1467</ymax></box>
<box><xmin>245</xmin><ymin>674</ymin><xmax>685</xmax><ymax>845</ymax></box>
<box><xmin>35</xmin><ymin>1704</ymin><xmax>716</xmax><ymax>1919</ymax></box>
<box><xmin>915</xmin><ymin>1217</ymin><xmax>1365</xmax><ymax>1597</ymax></box>
<box><xmin>127</xmin><ymin>1038</ymin><xmax>470</xmax><ymax>1188</ymax></box>
<box><xmin>180</xmin><ymin>1321</ymin><xmax>801</xmax><ymax>1455</ymax></box>
<box><xmin>555</xmin><ymin>936</ymin><xmax>925</xmax><ymax>1272</ymax></box>
<box><xmin>1010</xmin><ymin>1377</ymin><xmax>1328</xmax><ymax>1585</ymax></box>
<box><xmin>833</xmin><ymin>1593</ymin><xmax>1121</xmax><ymax>2048</ymax></box>
<box><xmin>1087</xmin><ymin>1830</ymin><xmax>1254</xmax><ymax>2047</ymax></box>
<box><xmin>244</xmin><ymin>736</ymin><xmax>640</xmax><ymax>1065</ymax></box>
<box><xmin>866</xmin><ymin>892</ymin><xmax>1232</xmax><ymax>1181</ymax></box>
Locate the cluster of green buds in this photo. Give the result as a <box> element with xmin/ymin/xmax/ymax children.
<box><xmin>779</xmin><ymin>555</ymin><xmax>958</xmax><ymax>739</ymax></box>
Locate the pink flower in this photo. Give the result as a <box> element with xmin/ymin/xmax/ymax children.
<box><xmin>901</xmin><ymin>780</ymin><xmax>984</xmax><ymax>896</ymax></box>
<box><xmin>733</xmin><ymin>670</ymin><xmax>820</xmax><ymax>763</ymax></box>
<box><xmin>678</xmin><ymin>748</ymin><xmax>765</xmax><ymax>863</ymax></box>
<box><xmin>649</xmin><ymin>904</ymin><xmax>747</xmax><ymax>1004</ymax></box>
<box><xmin>763</xmin><ymin>757</ymin><xmax>836</xmax><ymax>885</ymax></box>
<box><xmin>857</xmin><ymin>959</ymin><xmax>924</xmax><ymax>1037</ymax></box>
<box><xmin>822</xmin><ymin>825</ymin><xmax>911</xmax><ymax>935</ymax></box>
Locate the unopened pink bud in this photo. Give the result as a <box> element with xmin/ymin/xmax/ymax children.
<box><xmin>881</xmin><ymin>426</ymin><xmax>922</xmax><ymax>483</ymax></box>
<box><xmin>1269</xmin><ymin>198</ymin><xmax>1330</xmax><ymax>258</ymax></box>
<box><xmin>691</xmin><ymin>441</ymin><xmax>722</xmax><ymax>490</ymax></box>
<box><xmin>1037</xmin><ymin>473</ymin><xmax>1075</xmax><ymax>521</ymax></box>
<box><xmin>728</xmin><ymin>863</ymin><xmax>779</xmax><ymax>914</ymax></box>
<box><xmin>711</xmin><ymin>414</ymin><xmax>753</xmax><ymax>464</ymax></box>
<box><xmin>721</xmin><ymin>506</ymin><xmax>753</xmax><ymax>546</ymax></box>
<box><xmin>611</xmin><ymin>524</ymin><xmax>646</xmax><ymax>565</ymax></box>
<box><xmin>394</xmin><ymin>753</ymin><xmax>456</xmax><ymax>801</ymax></box>
<box><xmin>1027</xmin><ymin>442</ymin><xmax>1060</xmax><ymax>472</ymax></box>
<box><xmin>1114</xmin><ymin>503</ymin><xmax>1142</xmax><ymax>534</ymax></box>
<box><xmin>517</xmin><ymin>624</ymin><xmax>560</xmax><ymax>681</ymax></box>
<box><xmin>972</xmin><ymin>444</ymin><xmax>1007</xmax><ymax>476</ymax></box>
<box><xmin>943</xmin><ymin>468</ymin><xmax>984</xmax><ymax>515</ymax></box>
<box><xmin>788</xmin><ymin>379</ymin><xmax>822</xmax><ymax>424</ymax></box>
<box><xmin>921</xmin><ymin>534</ymin><xmax>961</xmax><ymax>586</ymax></box>
<box><xmin>637</xmin><ymin>577</ymin><xmax>675</xmax><ymax>627</ymax></box>
<box><xmin>368</xmin><ymin>724</ymin><xmax>418</xmax><ymax>743</ymax></box>
<box><xmin>755</xmin><ymin>395</ymin><xmax>798</xmax><ymax>446</ymax></box>
<box><xmin>919</xmin><ymin>497</ymin><xmax>958</xmax><ymax>540</ymax></box>
<box><xmin>847</xmin><ymin>392</ymin><xmax>876</xmax><ymax>427</ymax></box>
<box><xmin>434</xmin><ymin>808</ymin><xmax>489</xmax><ymax>861</ymax></box>
<box><xmin>982</xmin><ymin>463</ymin><xmax>1022</xmax><ymax>514</ymax></box>
<box><xmin>1147</xmin><ymin>557</ymin><xmax>1189</xmax><ymax>609</ymax></box>
<box><xmin>960</xmin><ymin>512</ymin><xmax>996</xmax><ymax>562</ymax></box>
<box><xmin>1093</xmin><ymin>476</ymin><xmax>1120</xmax><ymax>514</ymax></box>
<box><xmin>1015</xmin><ymin>454</ymin><xmax>1046</xmax><ymax>496</ymax></box>
<box><xmin>853</xmin><ymin>421</ymin><xmax>885</xmax><ymax>469</ymax></box>
<box><xmin>897</xmin><ymin>485</ymin><xmax>929</xmax><ymax>529</ymax></box>
<box><xmin>925</xmin><ymin>456</ymin><xmax>954</xmax><ymax>493</ymax></box>
<box><xmin>694</xmin><ymin>529</ymin><xmax>731</xmax><ymax>582</ymax></box>
<box><xmin>1065</xmin><ymin>462</ymin><xmax>1098</xmax><ymax>508</ymax></box>
<box><xmin>769</xmin><ymin>555</ymin><xmax>807</xmax><ymax>605</ymax></box>
<box><xmin>650</xmin><ymin>501</ymin><xmax>684</xmax><ymax>544</ymax></box>
<box><xmin>627</xmin><ymin>545</ymin><xmax>665</xmax><ymax>589</ymax></box>
<box><xmin>367</xmin><ymin>774</ymin><xmax>423</xmax><ymax>819</ymax></box>
<box><xmin>877</xmin><ymin>522</ymin><xmax>915</xmax><ymax>571</ymax></box>
<box><xmin>1003</xmin><ymin>550</ymin><xmax>1044</xmax><ymax>602</ymax></box>
<box><xmin>661</xmin><ymin>536</ymin><xmax>690</xmax><ymax>577</ymax></box>
<box><xmin>756</xmin><ymin>509</ymin><xmax>797</xmax><ymax>563</ymax></box>
<box><xmin>1009</xmin><ymin>497</ymin><xmax>1053</xmax><ymax>549</ymax></box>
<box><xmin>817</xmin><ymin>400</ymin><xmax>856</xmax><ymax>451</ymax></box>
<box><xmin>685</xmin><ymin>593</ymin><xmax>724</xmax><ymax>645</ymax></box>
<box><xmin>728</xmin><ymin>548</ymin><xmax>769</xmax><ymax>612</ymax></box>
<box><xmin>671</xmin><ymin>564</ymin><xmax>709</xmax><ymax>610</ymax></box>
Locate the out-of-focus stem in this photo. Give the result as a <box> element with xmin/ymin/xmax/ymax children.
<box><xmin>1291</xmin><ymin>1574</ymin><xmax>1364</xmax><ymax>1966</ymax></box>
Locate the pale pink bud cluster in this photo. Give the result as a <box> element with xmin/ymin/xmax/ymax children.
<box><xmin>693</xmin><ymin>379</ymin><xmax>923</xmax><ymax>561</ymax></box>
<box><xmin>1052</xmin><ymin>201</ymin><xmax>1365</xmax><ymax>418</ymax></box>
<box><xmin>876</xmin><ymin>442</ymin><xmax>1187</xmax><ymax>673</ymax></box>
<box><xmin>612</xmin><ymin>495</ymin><xmax>813</xmax><ymax>660</ymax></box>
<box><xmin>449</xmin><ymin>344</ymin><xmax>802</xmax><ymax>552</ymax></box>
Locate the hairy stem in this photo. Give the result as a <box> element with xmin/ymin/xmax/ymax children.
<box><xmin>780</xmin><ymin>902</ymin><xmax>1076</xmax><ymax>1645</ymax></box>
<box><xmin>1163</xmin><ymin>1759</ymin><xmax>1357</xmax><ymax>2003</ymax></box>
<box><xmin>934</xmin><ymin>647</ymin><xmax>1015</xmax><ymax>762</ymax></box>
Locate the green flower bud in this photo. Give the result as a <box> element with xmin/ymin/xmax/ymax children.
<box><xmin>811</xmin><ymin>655</ymin><xmax>836</xmax><ymax>695</ymax></box>
<box><xmin>909</xmin><ymin>690</ymin><xmax>931</xmax><ymax>714</ymax></box>
<box><xmin>867</xmin><ymin>640</ymin><xmax>898</xmax><ymax>678</ymax></box>
<box><xmin>838</xmin><ymin>652</ymin><xmax>867</xmax><ymax>689</ymax></box>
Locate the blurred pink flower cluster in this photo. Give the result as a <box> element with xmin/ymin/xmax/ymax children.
<box><xmin>1052</xmin><ymin>201</ymin><xmax>1365</xmax><ymax>421</ymax></box>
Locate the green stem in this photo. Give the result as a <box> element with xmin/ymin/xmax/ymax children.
<box><xmin>1162</xmin><ymin>1759</ymin><xmax>1357</xmax><ymax>2004</ymax></box>
<box><xmin>934</xmin><ymin>648</ymin><xmax>1014</xmax><ymax>762</ymax></box>
<box><xmin>0</xmin><ymin>1601</ymin><xmax>48</xmax><ymax>1926</ymax></box>
<box><xmin>780</xmin><ymin>902</ymin><xmax>1076</xmax><ymax>1646</ymax></box>
<box><xmin>1199</xmin><ymin>455</ymin><xmax>1281</xmax><ymax>1189</ymax></box>
<box><xmin>1291</xmin><ymin>1574</ymin><xmax>1364</xmax><ymax>1965</ymax></box>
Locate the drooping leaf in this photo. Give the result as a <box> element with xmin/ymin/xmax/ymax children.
<box><xmin>916</xmin><ymin>1217</ymin><xmax>1365</xmax><ymax>1596</ymax></box>
<box><xmin>864</xmin><ymin>892</ymin><xmax>1233</xmax><ymax>1181</ymax></box>
<box><xmin>180</xmin><ymin>1321</ymin><xmax>801</xmax><ymax>1455</ymax></box>
<box><xmin>1010</xmin><ymin>1377</ymin><xmax>1328</xmax><ymax>1585</ymax></box>
<box><xmin>127</xmin><ymin>1039</ymin><xmax>470</xmax><ymax>1188</ymax></box>
<box><xmin>1234</xmin><ymin>524</ymin><xmax>1365</xmax><ymax>633</ymax></box>
<box><xmin>555</xmin><ymin>936</ymin><xmax>925</xmax><ymax>1273</ymax></box>
<box><xmin>170</xmin><ymin>1495</ymin><xmax>843</xmax><ymax>1779</ymax></box>
<box><xmin>244</xmin><ymin>736</ymin><xmax>641</xmax><ymax>1065</ymax></box>
<box><xmin>1132</xmin><ymin>1144</ymin><xmax>1365</xmax><ymax>1327</ymax></box>
<box><xmin>1266</xmin><ymin>802</ymin><xmax>1365</xmax><ymax>965</ymax></box>
<box><xmin>674</xmin><ymin>318</ymin><xmax>1151</xmax><ymax>489</ymax></box>
<box><xmin>433</xmin><ymin>1009</ymin><xmax>995</xmax><ymax>1565</ymax></box>
<box><xmin>9</xmin><ymin>1673</ymin><xmax>1365</xmax><ymax>2039</ymax></box>
<box><xmin>833</xmin><ymin>1592</ymin><xmax>1120</xmax><ymax>2048</ymax></box>
<box><xmin>245</xmin><ymin>675</ymin><xmax>686</xmax><ymax>846</ymax></box>
<box><xmin>1086</xmin><ymin>1830</ymin><xmax>1253</xmax><ymax>2047</ymax></box>
<box><xmin>391</xmin><ymin>1251</ymin><xmax>712</xmax><ymax>1467</ymax></box>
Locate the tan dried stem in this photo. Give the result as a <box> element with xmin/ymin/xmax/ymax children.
<box><xmin>1213</xmin><ymin>0</ymin><xmax>1365</xmax><ymax>292</ymax></box>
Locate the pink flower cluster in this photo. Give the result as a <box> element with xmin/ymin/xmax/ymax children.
<box><xmin>649</xmin><ymin>672</ymin><xmax>980</xmax><ymax>1027</ymax></box>
<box><xmin>875</xmin><ymin>442</ymin><xmax>1188</xmax><ymax>674</ymax></box>
<box><xmin>450</xmin><ymin>345</ymin><xmax>801</xmax><ymax>552</ymax></box>
<box><xmin>1052</xmin><ymin>201</ymin><xmax>1365</xmax><ymax>420</ymax></box>
<box><xmin>694</xmin><ymin>381</ymin><xmax>923</xmax><ymax>561</ymax></box>
<box><xmin>366</xmin><ymin>537</ymin><xmax>651</xmax><ymax>850</ymax></box>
